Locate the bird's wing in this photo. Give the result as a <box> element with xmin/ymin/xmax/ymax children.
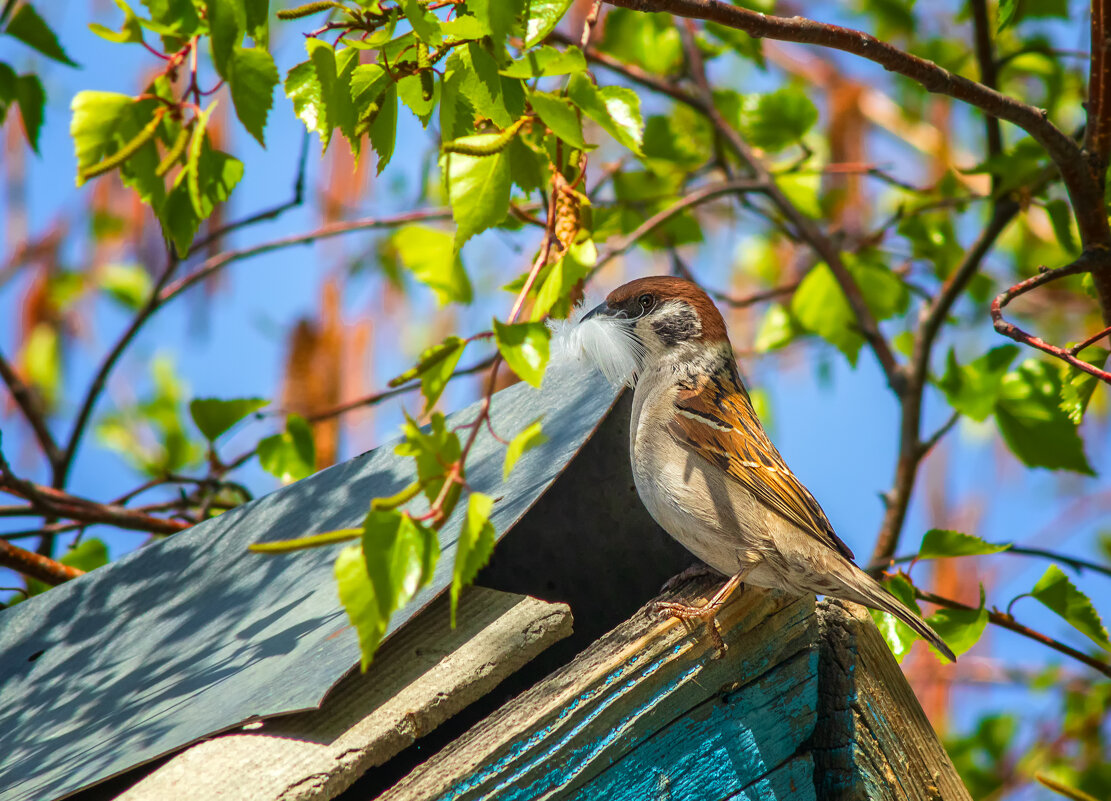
<box><xmin>667</xmin><ymin>366</ymin><xmax>855</xmax><ymax>562</ymax></box>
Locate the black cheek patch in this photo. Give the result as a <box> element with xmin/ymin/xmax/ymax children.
<box><xmin>651</xmin><ymin>307</ymin><xmax>700</xmax><ymax>345</ymax></box>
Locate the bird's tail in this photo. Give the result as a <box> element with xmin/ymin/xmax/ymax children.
<box><xmin>841</xmin><ymin>567</ymin><xmax>957</xmax><ymax>662</ymax></box>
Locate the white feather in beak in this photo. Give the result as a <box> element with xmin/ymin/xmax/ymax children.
<box><xmin>548</xmin><ymin>297</ymin><xmax>645</xmax><ymax>387</ymax></box>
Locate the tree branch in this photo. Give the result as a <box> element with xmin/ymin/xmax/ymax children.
<box><xmin>0</xmin><ymin>538</ymin><xmax>83</xmax><ymax>586</ymax></box>
<box><xmin>605</xmin><ymin>0</ymin><xmax>1100</xmax><ymax>238</ymax></box>
<box><xmin>991</xmin><ymin>255</ymin><xmax>1111</xmax><ymax>383</ymax></box>
<box><xmin>872</xmin><ymin>203</ymin><xmax>1019</xmax><ymax>562</ymax></box>
<box><xmin>674</xmin><ymin>20</ymin><xmax>903</xmax><ymax>391</ymax></box>
<box><xmin>916</xmin><ymin>587</ymin><xmax>1111</xmax><ymax>679</ymax></box>
<box><xmin>159</xmin><ymin>206</ymin><xmax>462</xmax><ymax>304</ymax></box>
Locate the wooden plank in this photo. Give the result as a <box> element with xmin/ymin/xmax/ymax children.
<box><xmin>813</xmin><ymin>599</ymin><xmax>972</xmax><ymax>801</ymax></box>
<box><xmin>380</xmin><ymin>580</ymin><xmax>821</xmax><ymax>801</ymax></box>
<box><xmin>114</xmin><ymin>588</ymin><xmax>572</xmax><ymax>801</ymax></box>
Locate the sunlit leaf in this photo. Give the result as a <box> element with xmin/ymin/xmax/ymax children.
<box><xmin>529</xmin><ymin>89</ymin><xmax>587</xmax><ymax>150</ymax></box>
<box><xmin>257</xmin><ymin>414</ymin><xmax>315</xmax><ymax>483</ymax></box>
<box><xmin>566</xmin><ymin>73</ymin><xmax>643</xmax><ymax>155</ymax></box>
<box><xmin>99</xmin><ymin>263</ymin><xmax>152</xmax><ymax>309</ymax></box>
<box><xmin>390</xmin><ymin>225</ymin><xmax>472</xmax><ymax>305</ymax></box>
<box><xmin>227</xmin><ymin>46</ymin><xmax>278</xmax><ymax>146</ymax></box>
<box><xmin>869</xmin><ymin>574</ymin><xmax>921</xmax><ymax>663</ymax></box>
<box><xmin>389</xmin><ymin>336</ymin><xmax>467</xmax><ymax>412</ymax></box>
<box><xmin>500</xmin><ymin>44</ymin><xmax>586</xmax><ymax>78</ymax></box>
<box><xmin>503</xmin><ymin>418</ymin><xmax>547</xmax><ymax>479</ymax></box>
<box><xmin>1030</xmin><ymin>564</ymin><xmax>1111</xmax><ymax>651</ymax></box>
<box><xmin>494</xmin><ymin>319</ymin><xmax>550</xmax><ymax>388</ymax></box>
<box><xmin>524</xmin><ymin>0</ymin><xmax>573</xmax><ymax>46</ymax></box>
<box><xmin>450</xmin><ymin>492</ymin><xmax>497</xmax><ymax>624</ymax></box>
<box><xmin>917</xmin><ymin>529</ymin><xmax>1011</xmax><ymax>560</ymax></box>
<box><xmin>444</xmin><ymin>135</ymin><xmax>513</xmax><ymax>249</ymax></box>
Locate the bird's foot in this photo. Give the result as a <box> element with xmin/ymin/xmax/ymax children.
<box><xmin>652</xmin><ymin>598</ymin><xmax>728</xmax><ymax>656</ymax></box>
<box><xmin>652</xmin><ymin>571</ymin><xmax>748</xmax><ymax>658</ymax></box>
<box><xmin>658</xmin><ymin>562</ymin><xmax>725</xmax><ymax>594</ymax></box>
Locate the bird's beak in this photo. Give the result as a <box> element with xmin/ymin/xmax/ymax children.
<box><xmin>582</xmin><ymin>301</ymin><xmax>614</xmax><ymax>322</ymax></box>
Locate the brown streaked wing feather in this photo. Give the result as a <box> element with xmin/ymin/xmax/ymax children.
<box><xmin>668</xmin><ymin>368</ymin><xmax>856</xmax><ymax>561</ymax></box>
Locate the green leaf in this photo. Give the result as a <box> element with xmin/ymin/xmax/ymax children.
<box><xmin>368</xmin><ymin>83</ymin><xmax>397</xmax><ymax>172</ymax></box>
<box><xmin>918</xmin><ymin>529</ymin><xmax>1011</xmax><ymax>560</ymax></box>
<box><xmin>335</xmin><ymin>543</ymin><xmax>382</xmax><ymax>670</ymax></box>
<box><xmin>22</xmin><ymin>323</ymin><xmax>60</xmax><ymax>404</ymax></box>
<box><xmin>310</xmin><ymin>39</ymin><xmax>358</xmax><ymax>150</ymax></box>
<box><xmin>503</xmin><ymin>418</ymin><xmax>547</xmax><ymax>479</ymax></box>
<box><xmin>189</xmin><ymin>397</ymin><xmax>268</xmax><ymax>441</ymax></box>
<box><xmin>227</xmin><ymin>46</ymin><xmax>278</xmax><ymax>146</ymax></box>
<box><xmin>5</xmin><ymin>2</ymin><xmax>77</xmax><ymax>65</ymax></box>
<box><xmin>390</xmin><ymin>225</ymin><xmax>472</xmax><ymax>305</ymax></box>
<box><xmin>468</xmin><ymin>0</ymin><xmax>524</xmax><ymax>54</ymax></box>
<box><xmin>14</xmin><ymin>73</ymin><xmax>43</xmax><ymax>152</ymax></box>
<box><xmin>937</xmin><ymin>345</ymin><xmax>1019</xmax><ymax>422</ymax></box>
<box><xmin>998</xmin><ymin>0</ymin><xmax>1019</xmax><ymax>30</ymax></box>
<box><xmin>395</xmin><ymin>411</ymin><xmax>461</xmax><ymax>509</ymax></box>
<box><xmin>597</xmin><ymin>8</ymin><xmax>682</xmax><ymax>74</ymax></box>
<box><xmin>739</xmin><ymin>87</ymin><xmax>817</xmax><ymax>151</ymax></box>
<box><xmin>534</xmin><ymin>238</ymin><xmax>594</xmax><ymax>319</ymax></box>
<box><xmin>529</xmin><ymin>89</ymin><xmax>586</xmax><ymax>150</ymax></box>
<box><xmin>399</xmin><ymin>0</ymin><xmax>442</xmax><ymax>45</ymax></box>
<box><xmin>257</xmin><ymin>414</ymin><xmax>315</xmax><ymax>483</ymax></box>
<box><xmin>158</xmin><ymin>144</ymin><xmax>244</xmax><ymax>255</ymax></box>
<box><xmin>0</xmin><ymin>63</ymin><xmax>14</xmax><ymax>126</ymax></box>
<box><xmin>206</xmin><ymin>0</ymin><xmax>246</xmax><ymax>78</ymax></box>
<box><xmin>994</xmin><ymin>360</ymin><xmax>1094</xmax><ymax>474</ymax></box>
<box><xmin>443</xmin><ymin>135</ymin><xmax>512</xmax><ymax>249</ymax></box>
<box><xmin>450</xmin><ymin>492</ymin><xmax>497</xmax><ymax>624</ymax></box>
<box><xmin>1031</xmin><ymin>564</ymin><xmax>1111</xmax><ymax>651</ymax></box>
<box><xmin>494</xmin><ymin>319</ymin><xmax>550</xmax><ymax>387</ymax></box>
<box><xmin>389</xmin><ymin>336</ymin><xmax>467</xmax><ymax>412</ymax></box>
<box><xmin>99</xmin><ymin>263</ymin><xmax>152</xmax><ymax>309</ymax></box>
<box><xmin>926</xmin><ymin>585</ymin><xmax>988</xmax><ymax>659</ymax></box>
<box><xmin>500</xmin><ymin>44</ymin><xmax>586</xmax><ymax>77</ymax></box>
<box><xmin>566</xmin><ymin>73</ymin><xmax>644</xmax><ymax>155</ymax></box>
<box><xmin>868</xmin><ymin>574</ymin><xmax>921</xmax><ymax>663</ymax></box>
<box><xmin>790</xmin><ymin>257</ymin><xmax>907</xmax><ymax>364</ymax></box>
<box><xmin>285</xmin><ymin>58</ymin><xmax>327</xmax><ymax>144</ymax></box>
<box><xmin>88</xmin><ymin>0</ymin><xmax>144</xmax><ymax>43</ymax></box>
<box><xmin>442</xmin><ymin>43</ymin><xmax>524</xmax><ymax>131</ymax></box>
<box><xmin>71</xmin><ymin>91</ymin><xmax>133</xmax><ymax>183</ymax></box>
<box><xmin>1059</xmin><ymin>348</ymin><xmax>1107</xmax><ymax>424</ymax></box>
<box><xmin>524</xmin><ymin>0</ymin><xmax>573</xmax><ymax>46</ymax></box>
<box><xmin>351</xmin><ymin>509</ymin><xmax>440</xmax><ymax>665</ymax></box>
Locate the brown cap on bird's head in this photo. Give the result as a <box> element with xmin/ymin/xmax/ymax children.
<box><xmin>602</xmin><ymin>276</ymin><xmax>728</xmax><ymax>343</ymax></box>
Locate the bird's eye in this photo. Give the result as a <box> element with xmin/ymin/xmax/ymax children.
<box><xmin>638</xmin><ymin>293</ymin><xmax>653</xmax><ymax>309</ymax></box>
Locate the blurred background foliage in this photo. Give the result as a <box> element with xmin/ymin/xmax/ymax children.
<box><xmin>1</xmin><ymin>0</ymin><xmax>1110</xmax><ymax>797</ymax></box>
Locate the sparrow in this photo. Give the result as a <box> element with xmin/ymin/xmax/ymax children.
<box><xmin>577</xmin><ymin>275</ymin><xmax>955</xmax><ymax>661</ymax></box>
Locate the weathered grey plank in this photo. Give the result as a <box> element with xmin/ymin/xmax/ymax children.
<box><xmin>0</xmin><ymin>364</ymin><xmax>618</xmax><ymax>801</ymax></box>
<box><xmin>380</xmin><ymin>580</ymin><xmax>820</xmax><ymax>801</ymax></box>
<box><xmin>115</xmin><ymin>588</ymin><xmax>572</xmax><ymax>801</ymax></box>
<box><xmin>814</xmin><ymin>600</ymin><xmax>971</xmax><ymax>801</ymax></box>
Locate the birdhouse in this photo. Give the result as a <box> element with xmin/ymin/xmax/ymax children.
<box><xmin>0</xmin><ymin>364</ymin><xmax>970</xmax><ymax>801</ymax></box>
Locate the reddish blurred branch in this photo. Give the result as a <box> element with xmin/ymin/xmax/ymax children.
<box><xmin>991</xmin><ymin>257</ymin><xmax>1111</xmax><ymax>383</ymax></box>
<box><xmin>0</xmin><ymin>538</ymin><xmax>82</xmax><ymax>586</ymax></box>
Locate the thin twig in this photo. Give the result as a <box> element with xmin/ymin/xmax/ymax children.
<box><xmin>916</xmin><ymin>587</ymin><xmax>1111</xmax><ymax>679</ymax></box>
<box><xmin>991</xmin><ymin>255</ymin><xmax>1111</xmax><ymax>383</ymax></box>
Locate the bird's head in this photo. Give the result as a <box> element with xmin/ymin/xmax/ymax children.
<box><xmin>573</xmin><ymin>276</ymin><xmax>730</xmax><ymax>386</ymax></box>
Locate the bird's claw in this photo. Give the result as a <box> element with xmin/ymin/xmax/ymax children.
<box><xmin>651</xmin><ymin>598</ymin><xmax>728</xmax><ymax>658</ymax></box>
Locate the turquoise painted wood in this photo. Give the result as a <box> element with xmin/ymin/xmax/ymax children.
<box><xmin>380</xmin><ymin>589</ymin><xmax>973</xmax><ymax>801</ymax></box>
